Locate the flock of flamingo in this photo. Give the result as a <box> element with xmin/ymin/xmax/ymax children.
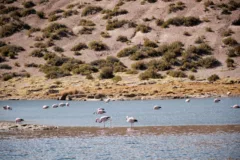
<box><xmin>2</xmin><ymin>97</ymin><xmax>240</xmax><ymax>128</ymax></box>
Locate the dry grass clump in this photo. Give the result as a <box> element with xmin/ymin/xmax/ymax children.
<box><xmin>88</xmin><ymin>41</ymin><xmax>108</xmax><ymax>51</ymax></box>
<box><xmin>131</xmin><ymin>61</ymin><xmax>147</xmax><ymax>70</ymax></box>
<box><xmin>144</xmin><ymin>39</ymin><xmax>158</xmax><ymax>48</ymax></box>
<box><xmin>222</xmin><ymin>37</ymin><xmax>238</xmax><ymax>46</ymax></box>
<box><xmin>0</xmin><ymin>64</ymin><xmax>12</xmax><ymax>70</ymax></box>
<box><xmin>99</xmin><ymin>67</ymin><xmax>114</xmax><ymax>79</ymax></box>
<box><xmin>73</xmin><ymin>64</ymin><xmax>98</xmax><ymax>75</ymax></box>
<box><xmin>227</xmin><ymin>46</ymin><xmax>240</xmax><ymax>57</ymax></box>
<box><xmin>208</xmin><ymin>74</ymin><xmax>220</xmax><ymax>82</ymax></box>
<box><xmin>226</xmin><ymin>58</ymin><xmax>235</xmax><ymax>68</ymax></box>
<box><xmin>102</xmin><ymin>7</ymin><xmax>128</xmax><ymax>19</ymax></box>
<box><xmin>101</xmin><ymin>32</ymin><xmax>111</xmax><ymax>38</ymax></box>
<box><xmin>2</xmin><ymin>71</ymin><xmax>30</xmax><ymax>81</ymax></box>
<box><xmin>136</xmin><ymin>24</ymin><xmax>151</xmax><ymax>33</ymax></box>
<box><xmin>116</xmin><ymin>35</ymin><xmax>129</xmax><ymax>43</ymax></box>
<box><xmin>168</xmin><ymin>1</ymin><xmax>186</xmax><ymax>13</ymax></box>
<box><xmin>53</xmin><ymin>46</ymin><xmax>64</xmax><ymax>52</ymax></box>
<box><xmin>22</xmin><ymin>1</ymin><xmax>35</xmax><ymax>8</ymax></box>
<box><xmin>162</xmin><ymin>16</ymin><xmax>201</xmax><ymax>28</ymax></box>
<box><xmin>79</xmin><ymin>19</ymin><xmax>95</xmax><ymax>26</ymax></box>
<box><xmin>29</xmin><ymin>49</ymin><xmax>46</xmax><ymax>57</ymax></box>
<box><xmin>71</xmin><ymin>43</ymin><xmax>88</xmax><ymax>51</ymax></box>
<box><xmin>139</xmin><ymin>69</ymin><xmax>162</xmax><ymax>80</ymax></box>
<box><xmin>0</xmin><ymin>44</ymin><xmax>25</xmax><ymax>58</ymax></box>
<box><xmin>167</xmin><ymin>70</ymin><xmax>187</xmax><ymax>78</ymax></box>
<box><xmin>106</xmin><ymin>19</ymin><xmax>128</xmax><ymax>30</ymax></box>
<box><xmin>79</xmin><ymin>27</ymin><xmax>94</xmax><ymax>34</ymax></box>
<box><xmin>221</xmin><ymin>29</ymin><xmax>234</xmax><ymax>37</ymax></box>
<box><xmin>147</xmin><ymin>59</ymin><xmax>171</xmax><ymax>71</ymax></box>
<box><xmin>81</xmin><ymin>5</ymin><xmax>102</xmax><ymax>16</ymax></box>
<box><xmin>198</xmin><ymin>56</ymin><xmax>220</xmax><ymax>68</ymax></box>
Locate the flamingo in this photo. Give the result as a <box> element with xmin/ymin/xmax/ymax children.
<box><xmin>93</xmin><ymin>108</ymin><xmax>106</xmax><ymax>114</ymax></box>
<box><xmin>66</xmin><ymin>102</ymin><xmax>69</xmax><ymax>106</ymax></box>
<box><xmin>153</xmin><ymin>105</ymin><xmax>161</xmax><ymax>110</ymax></box>
<box><xmin>15</xmin><ymin>118</ymin><xmax>24</xmax><ymax>123</ymax></box>
<box><xmin>52</xmin><ymin>104</ymin><xmax>58</xmax><ymax>108</ymax></box>
<box><xmin>59</xmin><ymin>103</ymin><xmax>66</xmax><ymax>107</ymax></box>
<box><xmin>126</xmin><ymin>116</ymin><xmax>138</xmax><ymax>128</ymax></box>
<box><xmin>185</xmin><ymin>99</ymin><xmax>190</xmax><ymax>102</ymax></box>
<box><xmin>43</xmin><ymin>105</ymin><xmax>49</xmax><ymax>109</ymax></box>
<box><xmin>227</xmin><ymin>92</ymin><xmax>231</xmax><ymax>95</ymax></box>
<box><xmin>214</xmin><ymin>98</ymin><xmax>221</xmax><ymax>103</ymax></box>
<box><xmin>95</xmin><ymin>116</ymin><xmax>111</xmax><ymax>128</ymax></box>
<box><xmin>3</xmin><ymin>105</ymin><xmax>12</xmax><ymax>110</ymax></box>
<box><xmin>232</xmin><ymin>104</ymin><xmax>240</xmax><ymax>109</ymax></box>
<box><xmin>104</xmin><ymin>98</ymin><xmax>110</xmax><ymax>103</ymax></box>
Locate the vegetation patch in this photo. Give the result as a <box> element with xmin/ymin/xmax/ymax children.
<box><xmin>208</xmin><ymin>74</ymin><xmax>220</xmax><ymax>82</ymax></box>
<box><xmin>79</xmin><ymin>27</ymin><xmax>94</xmax><ymax>34</ymax></box>
<box><xmin>88</xmin><ymin>41</ymin><xmax>108</xmax><ymax>51</ymax></box>
<box><xmin>222</xmin><ymin>37</ymin><xmax>238</xmax><ymax>46</ymax></box>
<box><xmin>147</xmin><ymin>59</ymin><xmax>171</xmax><ymax>71</ymax></box>
<box><xmin>106</xmin><ymin>19</ymin><xmax>128</xmax><ymax>30</ymax></box>
<box><xmin>136</xmin><ymin>24</ymin><xmax>151</xmax><ymax>33</ymax></box>
<box><xmin>116</xmin><ymin>35</ymin><xmax>129</xmax><ymax>43</ymax></box>
<box><xmin>81</xmin><ymin>6</ymin><xmax>102</xmax><ymax>16</ymax></box>
<box><xmin>73</xmin><ymin>64</ymin><xmax>98</xmax><ymax>75</ymax></box>
<box><xmin>131</xmin><ymin>61</ymin><xmax>147</xmax><ymax>70</ymax></box>
<box><xmin>0</xmin><ymin>44</ymin><xmax>25</xmax><ymax>58</ymax></box>
<box><xmin>102</xmin><ymin>8</ymin><xmax>128</xmax><ymax>19</ymax></box>
<box><xmin>2</xmin><ymin>71</ymin><xmax>30</xmax><ymax>81</ymax></box>
<box><xmin>99</xmin><ymin>67</ymin><xmax>114</xmax><ymax>79</ymax></box>
<box><xmin>167</xmin><ymin>70</ymin><xmax>187</xmax><ymax>78</ymax></box>
<box><xmin>71</xmin><ymin>43</ymin><xmax>88</xmax><ymax>51</ymax></box>
<box><xmin>162</xmin><ymin>16</ymin><xmax>201</xmax><ymax>28</ymax></box>
<box><xmin>139</xmin><ymin>69</ymin><xmax>162</xmax><ymax>80</ymax></box>
<box><xmin>198</xmin><ymin>56</ymin><xmax>220</xmax><ymax>68</ymax></box>
<box><xmin>79</xmin><ymin>19</ymin><xmax>95</xmax><ymax>26</ymax></box>
<box><xmin>0</xmin><ymin>64</ymin><xmax>12</xmax><ymax>69</ymax></box>
<box><xmin>168</xmin><ymin>1</ymin><xmax>186</xmax><ymax>13</ymax></box>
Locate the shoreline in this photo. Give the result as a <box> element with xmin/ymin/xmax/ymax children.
<box><xmin>1</xmin><ymin>122</ymin><xmax>240</xmax><ymax>139</ymax></box>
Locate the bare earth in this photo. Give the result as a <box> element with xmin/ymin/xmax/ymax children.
<box><xmin>0</xmin><ymin>121</ymin><xmax>240</xmax><ymax>139</ymax></box>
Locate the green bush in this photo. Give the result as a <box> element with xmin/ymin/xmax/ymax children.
<box><xmin>71</xmin><ymin>43</ymin><xmax>88</xmax><ymax>51</ymax></box>
<box><xmin>40</xmin><ymin>65</ymin><xmax>70</xmax><ymax>79</ymax></box>
<box><xmin>198</xmin><ymin>56</ymin><xmax>220</xmax><ymax>68</ymax></box>
<box><xmin>222</xmin><ymin>37</ymin><xmax>238</xmax><ymax>46</ymax></box>
<box><xmin>162</xmin><ymin>16</ymin><xmax>201</xmax><ymax>28</ymax></box>
<box><xmin>24</xmin><ymin>63</ymin><xmax>38</xmax><ymax>68</ymax></box>
<box><xmin>0</xmin><ymin>45</ymin><xmax>25</xmax><ymax>57</ymax></box>
<box><xmin>226</xmin><ymin>58</ymin><xmax>235</xmax><ymax>68</ymax></box>
<box><xmin>112</xmin><ymin>75</ymin><xmax>122</xmax><ymax>83</ymax></box>
<box><xmin>221</xmin><ymin>29</ymin><xmax>234</xmax><ymax>37</ymax></box>
<box><xmin>53</xmin><ymin>46</ymin><xmax>64</xmax><ymax>52</ymax></box>
<box><xmin>106</xmin><ymin>19</ymin><xmax>128</xmax><ymax>30</ymax></box>
<box><xmin>79</xmin><ymin>27</ymin><xmax>94</xmax><ymax>34</ymax></box>
<box><xmin>139</xmin><ymin>69</ymin><xmax>162</xmax><ymax>80</ymax></box>
<box><xmin>81</xmin><ymin>6</ymin><xmax>102</xmax><ymax>16</ymax></box>
<box><xmin>102</xmin><ymin>8</ymin><xmax>128</xmax><ymax>19</ymax></box>
<box><xmin>21</xmin><ymin>8</ymin><xmax>36</xmax><ymax>17</ymax></box>
<box><xmin>126</xmin><ymin>69</ymin><xmax>138</xmax><ymax>74</ymax></box>
<box><xmin>227</xmin><ymin>46</ymin><xmax>240</xmax><ymax>57</ymax></box>
<box><xmin>232</xmin><ymin>17</ymin><xmax>240</xmax><ymax>26</ymax></box>
<box><xmin>101</xmin><ymin>32</ymin><xmax>111</xmax><ymax>38</ymax></box>
<box><xmin>29</xmin><ymin>49</ymin><xmax>44</xmax><ymax>57</ymax></box>
<box><xmin>0</xmin><ymin>21</ymin><xmax>30</xmax><ymax>38</ymax></box>
<box><xmin>22</xmin><ymin>1</ymin><xmax>35</xmax><ymax>8</ymax></box>
<box><xmin>143</xmin><ymin>39</ymin><xmax>158</xmax><ymax>48</ymax></box>
<box><xmin>0</xmin><ymin>64</ymin><xmax>12</xmax><ymax>69</ymax></box>
<box><xmin>73</xmin><ymin>64</ymin><xmax>98</xmax><ymax>75</ymax></box>
<box><xmin>131</xmin><ymin>61</ymin><xmax>147</xmax><ymax>70</ymax></box>
<box><xmin>2</xmin><ymin>72</ymin><xmax>30</xmax><ymax>81</ymax></box>
<box><xmin>42</xmin><ymin>23</ymin><xmax>68</xmax><ymax>38</ymax></box>
<box><xmin>116</xmin><ymin>35</ymin><xmax>128</xmax><ymax>42</ymax></box>
<box><xmin>155</xmin><ymin>19</ymin><xmax>164</xmax><ymax>26</ymax></box>
<box><xmin>188</xmin><ymin>75</ymin><xmax>195</xmax><ymax>80</ymax></box>
<box><xmin>37</xmin><ymin>11</ymin><xmax>45</xmax><ymax>19</ymax></box>
<box><xmin>88</xmin><ymin>41</ymin><xmax>108</xmax><ymax>51</ymax></box>
<box><xmin>136</xmin><ymin>24</ymin><xmax>151</xmax><ymax>33</ymax></box>
<box><xmin>99</xmin><ymin>67</ymin><xmax>114</xmax><ymax>79</ymax></box>
<box><xmin>34</xmin><ymin>42</ymin><xmax>46</xmax><ymax>48</ymax></box>
<box><xmin>167</xmin><ymin>70</ymin><xmax>187</xmax><ymax>78</ymax></box>
<box><xmin>117</xmin><ymin>45</ymin><xmax>138</xmax><ymax>57</ymax></box>
<box><xmin>208</xmin><ymin>74</ymin><xmax>220</xmax><ymax>82</ymax></box>
<box><xmin>0</xmin><ymin>41</ymin><xmax>6</xmax><ymax>47</ymax></box>
<box><xmin>147</xmin><ymin>59</ymin><xmax>171</xmax><ymax>71</ymax></box>
<box><xmin>79</xmin><ymin>19</ymin><xmax>95</xmax><ymax>26</ymax></box>
<box><xmin>168</xmin><ymin>2</ymin><xmax>186</xmax><ymax>13</ymax></box>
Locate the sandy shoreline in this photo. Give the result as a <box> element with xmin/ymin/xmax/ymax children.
<box><xmin>1</xmin><ymin>121</ymin><xmax>240</xmax><ymax>139</ymax></box>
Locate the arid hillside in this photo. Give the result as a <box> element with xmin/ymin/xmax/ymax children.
<box><xmin>0</xmin><ymin>0</ymin><xmax>240</xmax><ymax>100</ymax></box>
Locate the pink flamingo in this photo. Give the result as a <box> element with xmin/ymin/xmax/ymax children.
<box><xmin>52</xmin><ymin>104</ymin><xmax>58</xmax><ymax>108</ymax></box>
<box><xmin>3</xmin><ymin>105</ymin><xmax>12</xmax><ymax>110</ymax></box>
<box><xmin>232</xmin><ymin>104</ymin><xmax>240</xmax><ymax>109</ymax></box>
<box><xmin>153</xmin><ymin>105</ymin><xmax>161</xmax><ymax>110</ymax></box>
<box><xmin>93</xmin><ymin>108</ymin><xmax>106</xmax><ymax>114</ymax></box>
<box><xmin>185</xmin><ymin>99</ymin><xmax>190</xmax><ymax>102</ymax></box>
<box><xmin>126</xmin><ymin>116</ymin><xmax>138</xmax><ymax>128</ymax></box>
<box><xmin>15</xmin><ymin>118</ymin><xmax>24</xmax><ymax>123</ymax></box>
<box><xmin>95</xmin><ymin>116</ymin><xmax>111</xmax><ymax>128</ymax></box>
<box><xmin>43</xmin><ymin>105</ymin><xmax>49</xmax><ymax>109</ymax></box>
<box><xmin>214</xmin><ymin>98</ymin><xmax>221</xmax><ymax>103</ymax></box>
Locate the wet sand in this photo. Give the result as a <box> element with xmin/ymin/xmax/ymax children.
<box><xmin>0</xmin><ymin>121</ymin><xmax>240</xmax><ymax>139</ymax></box>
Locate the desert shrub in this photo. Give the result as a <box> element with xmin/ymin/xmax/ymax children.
<box><xmin>232</xmin><ymin>17</ymin><xmax>240</xmax><ymax>26</ymax></box>
<box><xmin>40</xmin><ymin>66</ymin><xmax>70</xmax><ymax>79</ymax></box>
<box><xmin>34</xmin><ymin>42</ymin><xmax>46</xmax><ymax>48</ymax></box>
<box><xmin>106</xmin><ymin>19</ymin><xmax>128</xmax><ymax>30</ymax></box>
<box><xmin>0</xmin><ymin>0</ymin><xmax>16</xmax><ymax>4</ymax></box>
<box><xmin>102</xmin><ymin>8</ymin><xmax>128</xmax><ymax>19</ymax></box>
<box><xmin>195</xmin><ymin>36</ymin><xmax>205</xmax><ymax>44</ymax></box>
<box><xmin>227</xmin><ymin>46</ymin><xmax>240</xmax><ymax>57</ymax></box>
<box><xmin>188</xmin><ymin>75</ymin><xmax>195</xmax><ymax>80</ymax></box>
<box><xmin>73</xmin><ymin>64</ymin><xmax>98</xmax><ymax>75</ymax></box>
<box><xmin>116</xmin><ymin>35</ymin><xmax>128</xmax><ymax>42</ymax></box>
<box><xmin>79</xmin><ymin>27</ymin><xmax>94</xmax><ymax>34</ymax></box>
<box><xmin>128</xmin><ymin>21</ymin><xmax>137</xmax><ymax>28</ymax></box>
<box><xmin>24</xmin><ymin>63</ymin><xmax>38</xmax><ymax>68</ymax></box>
<box><xmin>14</xmin><ymin>62</ymin><xmax>20</xmax><ymax>67</ymax></box>
<box><xmin>74</xmin><ymin>52</ymin><xmax>81</xmax><ymax>56</ymax></box>
<box><xmin>48</xmin><ymin>15</ymin><xmax>61</xmax><ymax>22</ymax></box>
<box><xmin>221</xmin><ymin>29</ymin><xmax>234</xmax><ymax>37</ymax></box>
<box><xmin>168</xmin><ymin>1</ymin><xmax>186</xmax><ymax>13</ymax></box>
<box><xmin>205</xmin><ymin>27</ymin><xmax>213</xmax><ymax>32</ymax></box>
<box><xmin>112</xmin><ymin>75</ymin><xmax>122</xmax><ymax>83</ymax></box>
<box><xmin>0</xmin><ymin>21</ymin><xmax>30</xmax><ymax>38</ymax></box>
<box><xmin>63</xmin><ymin>10</ymin><xmax>78</xmax><ymax>18</ymax></box>
<box><xmin>2</xmin><ymin>72</ymin><xmax>30</xmax><ymax>81</ymax></box>
<box><xmin>0</xmin><ymin>6</ymin><xmax>19</xmax><ymax>14</ymax></box>
<box><xmin>130</xmin><ymin>47</ymin><xmax>160</xmax><ymax>60</ymax></box>
<box><xmin>208</xmin><ymin>74</ymin><xmax>220</xmax><ymax>82</ymax></box>
<box><xmin>29</xmin><ymin>49</ymin><xmax>45</xmax><ymax>57</ymax></box>
<box><xmin>162</xmin><ymin>16</ymin><xmax>201</xmax><ymax>28</ymax></box>
<box><xmin>53</xmin><ymin>46</ymin><xmax>64</xmax><ymax>52</ymax></box>
<box><xmin>21</xmin><ymin>8</ymin><xmax>36</xmax><ymax>17</ymax></box>
<box><xmin>81</xmin><ymin>6</ymin><xmax>102</xmax><ymax>16</ymax></box>
<box><xmin>22</xmin><ymin>1</ymin><xmax>35</xmax><ymax>8</ymax></box>
<box><xmin>147</xmin><ymin>59</ymin><xmax>171</xmax><ymax>71</ymax></box>
<box><xmin>0</xmin><ymin>64</ymin><xmax>12</xmax><ymax>69</ymax></box>
<box><xmin>204</xmin><ymin>0</ymin><xmax>214</xmax><ymax>7</ymax></box>
<box><xmin>136</xmin><ymin>24</ymin><xmax>151</xmax><ymax>33</ymax></box>
<box><xmin>79</xmin><ymin>19</ymin><xmax>95</xmax><ymax>26</ymax></box>
<box><xmin>0</xmin><ymin>41</ymin><xmax>6</xmax><ymax>47</ymax></box>
<box><xmin>113</xmin><ymin>62</ymin><xmax>127</xmax><ymax>72</ymax></box>
<box><xmin>42</xmin><ymin>23</ymin><xmax>68</xmax><ymax>38</ymax></box>
<box><xmin>117</xmin><ymin>45</ymin><xmax>138</xmax><ymax>57</ymax></box>
<box><xmin>226</xmin><ymin>58</ymin><xmax>235</xmax><ymax>68</ymax></box>
<box><xmin>167</xmin><ymin>70</ymin><xmax>187</xmax><ymax>78</ymax></box>
<box><xmin>222</xmin><ymin>37</ymin><xmax>238</xmax><ymax>46</ymax></box>
<box><xmin>195</xmin><ymin>43</ymin><xmax>212</xmax><ymax>55</ymax></box>
<box><xmin>180</xmin><ymin>61</ymin><xmax>198</xmax><ymax>71</ymax></box>
<box><xmin>198</xmin><ymin>56</ymin><xmax>220</xmax><ymax>68</ymax></box>
<box><xmin>147</xmin><ymin>0</ymin><xmax>157</xmax><ymax>3</ymax></box>
<box><xmin>101</xmin><ymin>32</ymin><xmax>111</xmax><ymax>38</ymax></box>
<box><xmin>88</xmin><ymin>41</ymin><xmax>108</xmax><ymax>51</ymax></box>
<box><xmin>99</xmin><ymin>67</ymin><xmax>114</xmax><ymax>79</ymax></box>
<box><xmin>143</xmin><ymin>39</ymin><xmax>158</xmax><ymax>48</ymax></box>
<box><xmin>139</xmin><ymin>69</ymin><xmax>162</xmax><ymax>80</ymax></box>
<box><xmin>0</xmin><ymin>45</ymin><xmax>24</xmax><ymax>57</ymax></box>
<box><xmin>37</xmin><ymin>11</ymin><xmax>45</xmax><ymax>19</ymax></box>
<box><xmin>86</xmin><ymin>74</ymin><xmax>94</xmax><ymax>80</ymax></box>
<box><xmin>0</xmin><ymin>56</ymin><xmax>6</xmax><ymax>62</ymax></box>
<box><xmin>126</xmin><ymin>69</ymin><xmax>138</xmax><ymax>74</ymax></box>
<box><xmin>71</xmin><ymin>43</ymin><xmax>88</xmax><ymax>51</ymax></box>
<box><xmin>183</xmin><ymin>31</ymin><xmax>191</xmax><ymax>36</ymax></box>
<box><xmin>131</xmin><ymin>61</ymin><xmax>147</xmax><ymax>70</ymax></box>
<box><xmin>155</xmin><ymin>19</ymin><xmax>164</xmax><ymax>26</ymax></box>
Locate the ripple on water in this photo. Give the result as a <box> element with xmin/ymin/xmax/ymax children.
<box><xmin>0</xmin><ymin>133</ymin><xmax>240</xmax><ymax>160</ymax></box>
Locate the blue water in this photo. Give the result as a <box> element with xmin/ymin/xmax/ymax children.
<box><xmin>1</xmin><ymin>133</ymin><xmax>240</xmax><ymax>160</ymax></box>
<box><xmin>0</xmin><ymin>98</ymin><xmax>240</xmax><ymax>127</ymax></box>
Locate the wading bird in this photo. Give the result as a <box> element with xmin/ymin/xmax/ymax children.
<box><xmin>15</xmin><ymin>118</ymin><xmax>24</xmax><ymax>123</ymax></box>
<box><xmin>232</xmin><ymin>104</ymin><xmax>240</xmax><ymax>109</ymax></box>
<box><xmin>104</xmin><ymin>98</ymin><xmax>110</xmax><ymax>103</ymax></box>
<box><xmin>95</xmin><ymin>116</ymin><xmax>111</xmax><ymax>128</ymax></box>
<box><xmin>43</xmin><ymin>105</ymin><xmax>49</xmax><ymax>109</ymax></box>
<box><xmin>126</xmin><ymin>116</ymin><xmax>138</xmax><ymax>128</ymax></box>
<box><xmin>3</xmin><ymin>105</ymin><xmax>12</xmax><ymax>110</ymax></box>
<box><xmin>93</xmin><ymin>108</ymin><xmax>106</xmax><ymax>114</ymax></box>
<box><xmin>52</xmin><ymin>104</ymin><xmax>58</xmax><ymax>108</ymax></box>
<box><xmin>185</xmin><ymin>99</ymin><xmax>190</xmax><ymax>102</ymax></box>
<box><xmin>153</xmin><ymin>105</ymin><xmax>161</xmax><ymax>110</ymax></box>
<box><xmin>214</xmin><ymin>98</ymin><xmax>221</xmax><ymax>103</ymax></box>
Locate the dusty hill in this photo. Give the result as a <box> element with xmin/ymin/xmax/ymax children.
<box><xmin>0</xmin><ymin>0</ymin><xmax>240</xmax><ymax>100</ymax></box>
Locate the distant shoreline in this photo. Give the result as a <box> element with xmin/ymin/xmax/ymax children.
<box><xmin>1</xmin><ymin>121</ymin><xmax>240</xmax><ymax>139</ymax></box>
